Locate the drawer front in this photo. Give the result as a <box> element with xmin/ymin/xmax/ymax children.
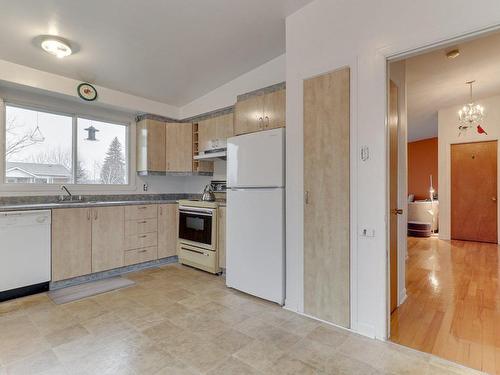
<box><xmin>124</xmin><ymin>205</ymin><xmax>157</xmax><ymax>220</ymax></box>
<box><xmin>125</xmin><ymin>218</ymin><xmax>158</xmax><ymax>236</ymax></box>
<box><xmin>178</xmin><ymin>244</ymin><xmax>218</xmax><ymax>274</ymax></box>
<box><xmin>124</xmin><ymin>246</ymin><xmax>157</xmax><ymax>266</ymax></box>
<box><xmin>125</xmin><ymin>232</ymin><xmax>158</xmax><ymax>250</ymax></box>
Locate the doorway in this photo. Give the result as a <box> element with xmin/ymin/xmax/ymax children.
<box><xmin>388</xmin><ymin>29</ymin><xmax>500</xmax><ymax>374</ymax></box>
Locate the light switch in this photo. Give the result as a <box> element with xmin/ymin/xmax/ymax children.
<box><xmin>361</xmin><ymin>146</ymin><xmax>369</xmax><ymax>161</ymax></box>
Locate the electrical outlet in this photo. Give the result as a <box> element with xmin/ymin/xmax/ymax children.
<box><xmin>143</xmin><ymin>183</ymin><xmax>148</xmax><ymax>192</ymax></box>
<box><xmin>359</xmin><ymin>228</ymin><xmax>375</xmax><ymax>238</ymax></box>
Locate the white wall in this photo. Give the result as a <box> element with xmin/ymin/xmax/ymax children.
<box><xmin>0</xmin><ymin>59</ymin><xmax>179</xmax><ymax>118</ymax></box>
<box><xmin>285</xmin><ymin>0</ymin><xmax>500</xmax><ymax>339</ymax></box>
<box><xmin>180</xmin><ymin>55</ymin><xmax>285</xmax><ymax>118</ymax></box>
<box><xmin>438</xmin><ymin>94</ymin><xmax>500</xmax><ymax>241</ymax></box>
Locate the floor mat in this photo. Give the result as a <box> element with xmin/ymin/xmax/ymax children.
<box><xmin>48</xmin><ymin>277</ymin><xmax>135</xmax><ymax>304</ymax></box>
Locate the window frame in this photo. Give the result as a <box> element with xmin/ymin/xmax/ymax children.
<box><xmin>1</xmin><ymin>100</ymin><xmax>134</xmax><ymax>192</ymax></box>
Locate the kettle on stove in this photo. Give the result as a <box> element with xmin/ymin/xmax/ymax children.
<box><xmin>201</xmin><ymin>184</ymin><xmax>216</xmax><ymax>202</ymax></box>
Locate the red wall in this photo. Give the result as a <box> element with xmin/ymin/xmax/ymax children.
<box><xmin>408</xmin><ymin>137</ymin><xmax>438</xmax><ymax>200</ymax></box>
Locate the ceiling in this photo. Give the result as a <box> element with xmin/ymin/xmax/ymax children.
<box><xmin>405</xmin><ymin>31</ymin><xmax>500</xmax><ymax>141</ymax></box>
<box><xmin>0</xmin><ymin>0</ymin><xmax>313</xmax><ymax>106</ymax></box>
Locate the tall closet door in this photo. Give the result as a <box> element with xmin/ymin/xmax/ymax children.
<box><xmin>303</xmin><ymin>67</ymin><xmax>350</xmax><ymax>327</ymax></box>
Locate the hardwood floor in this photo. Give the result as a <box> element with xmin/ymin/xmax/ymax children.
<box><xmin>391</xmin><ymin>236</ymin><xmax>500</xmax><ymax>374</ymax></box>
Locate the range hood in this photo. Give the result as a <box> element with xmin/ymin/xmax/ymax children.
<box><xmin>194</xmin><ymin>148</ymin><xmax>227</xmax><ymax>161</ymax></box>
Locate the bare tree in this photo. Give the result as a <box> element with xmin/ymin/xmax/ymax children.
<box><xmin>27</xmin><ymin>147</ymin><xmax>72</xmax><ymax>170</ymax></box>
<box><xmin>5</xmin><ymin>116</ymin><xmax>39</xmax><ymax>158</ymax></box>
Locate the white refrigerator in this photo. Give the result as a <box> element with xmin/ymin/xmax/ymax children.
<box><xmin>226</xmin><ymin>128</ymin><xmax>285</xmax><ymax>305</ymax></box>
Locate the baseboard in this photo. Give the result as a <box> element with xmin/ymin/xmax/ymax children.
<box><xmin>0</xmin><ymin>282</ymin><xmax>50</xmax><ymax>302</ymax></box>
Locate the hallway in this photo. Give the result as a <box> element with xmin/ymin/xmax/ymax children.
<box><xmin>391</xmin><ymin>237</ymin><xmax>500</xmax><ymax>374</ymax></box>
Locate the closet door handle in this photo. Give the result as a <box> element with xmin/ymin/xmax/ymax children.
<box><xmin>264</xmin><ymin>116</ymin><xmax>270</xmax><ymax>127</ymax></box>
<box><xmin>258</xmin><ymin>117</ymin><xmax>264</xmax><ymax>129</ymax></box>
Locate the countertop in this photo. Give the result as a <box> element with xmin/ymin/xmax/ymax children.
<box><xmin>0</xmin><ymin>194</ymin><xmax>197</xmax><ymax>212</ymax></box>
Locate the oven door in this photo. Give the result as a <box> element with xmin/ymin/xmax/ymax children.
<box><xmin>178</xmin><ymin>206</ymin><xmax>216</xmax><ymax>250</ymax></box>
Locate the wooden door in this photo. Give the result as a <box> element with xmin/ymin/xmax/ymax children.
<box><xmin>263</xmin><ymin>89</ymin><xmax>286</xmax><ymax>129</ymax></box>
<box><xmin>389</xmin><ymin>80</ymin><xmax>399</xmax><ymax>313</ymax></box>
<box><xmin>158</xmin><ymin>204</ymin><xmax>178</xmax><ymax>258</ymax></box>
<box><xmin>234</xmin><ymin>95</ymin><xmax>264</xmax><ymax>135</ymax></box>
<box><xmin>451</xmin><ymin>141</ymin><xmax>497</xmax><ymax>243</ymax></box>
<box><xmin>52</xmin><ymin>208</ymin><xmax>92</xmax><ymax>281</ymax></box>
<box><xmin>92</xmin><ymin>206</ymin><xmax>125</xmax><ymax>272</ymax></box>
<box><xmin>166</xmin><ymin>122</ymin><xmax>193</xmax><ymax>172</ymax></box>
<box><xmin>303</xmin><ymin>67</ymin><xmax>350</xmax><ymax>327</ymax></box>
<box><xmin>136</xmin><ymin>119</ymin><xmax>166</xmax><ymax>172</ymax></box>
<box><xmin>218</xmin><ymin>207</ymin><xmax>227</xmax><ymax>269</ymax></box>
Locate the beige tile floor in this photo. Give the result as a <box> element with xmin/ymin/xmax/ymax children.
<box><xmin>0</xmin><ymin>264</ymin><xmax>485</xmax><ymax>375</ymax></box>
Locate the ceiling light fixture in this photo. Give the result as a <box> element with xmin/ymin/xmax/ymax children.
<box><xmin>40</xmin><ymin>36</ymin><xmax>72</xmax><ymax>58</ymax></box>
<box><xmin>458</xmin><ymin>80</ymin><xmax>484</xmax><ymax>133</ymax></box>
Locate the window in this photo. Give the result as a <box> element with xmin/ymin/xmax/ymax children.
<box><xmin>77</xmin><ymin>118</ymin><xmax>128</xmax><ymax>184</ymax></box>
<box><xmin>4</xmin><ymin>104</ymin><xmax>129</xmax><ymax>185</ymax></box>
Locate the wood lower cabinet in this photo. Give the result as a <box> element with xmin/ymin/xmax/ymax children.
<box><xmin>218</xmin><ymin>206</ymin><xmax>226</xmax><ymax>269</ymax></box>
<box><xmin>234</xmin><ymin>88</ymin><xmax>285</xmax><ymax>135</ymax></box>
<box><xmin>158</xmin><ymin>204</ymin><xmax>178</xmax><ymax>258</ymax></box>
<box><xmin>92</xmin><ymin>206</ymin><xmax>125</xmax><ymax>273</ymax></box>
<box><xmin>51</xmin><ymin>208</ymin><xmax>92</xmax><ymax>282</ymax></box>
<box><xmin>51</xmin><ymin>203</ymin><xmax>179</xmax><ymax>281</ymax></box>
<box><xmin>166</xmin><ymin>122</ymin><xmax>193</xmax><ymax>172</ymax></box>
<box><xmin>136</xmin><ymin>119</ymin><xmax>166</xmax><ymax>173</ymax></box>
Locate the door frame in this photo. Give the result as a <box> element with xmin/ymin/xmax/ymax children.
<box><xmin>384</xmin><ymin>24</ymin><xmax>500</xmax><ymax>339</ymax></box>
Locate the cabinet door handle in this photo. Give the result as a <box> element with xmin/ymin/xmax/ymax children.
<box><xmin>138</xmin><ymin>206</ymin><xmax>147</xmax><ymax>210</ymax></box>
<box><xmin>305</xmin><ymin>191</ymin><xmax>310</xmax><ymax>204</ymax></box>
<box><xmin>138</xmin><ymin>249</ymin><xmax>147</xmax><ymax>253</ymax></box>
<box><xmin>258</xmin><ymin>117</ymin><xmax>263</xmax><ymax>129</ymax></box>
<box><xmin>87</xmin><ymin>209</ymin><xmax>91</xmax><ymax>221</ymax></box>
<box><xmin>265</xmin><ymin>116</ymin><xmax>270</xmax><ymax>127</ymax></box>
<box><xmin>139</xmin><ymin>220</ymin><xmax>147</xmax><ymax>224</ymax></box>
<box><xmin>94</xmin><ymin>210</ymin><xmax>98</xmax><ymax>220</ymax></box>
<box><xmin>159</xmin><ymin>207</ymin><xmax>162</xmax><ymax>216</ymax></box>
<box><xmin>139</xmin><ymin>234</ymin><xmax>148</xmax><ymax>238</ymax></box>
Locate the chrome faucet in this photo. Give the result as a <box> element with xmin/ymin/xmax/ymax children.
<box><xmin>60</xmin><ymin>185</ymin><xmax>72</xmax><ymax>201</ymax></box>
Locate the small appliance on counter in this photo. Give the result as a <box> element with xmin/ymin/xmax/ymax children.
<box><xmin>201</xmin><ymin>184</ymin><xmax>216</xmax><ymax>202</ymax></box>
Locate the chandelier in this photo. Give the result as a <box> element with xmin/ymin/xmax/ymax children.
<box><xmin>458</xmin><ymin>80</ymin><xmax>484</xmax><ymax>129</ymax></box>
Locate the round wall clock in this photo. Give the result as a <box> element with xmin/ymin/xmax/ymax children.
<box><xmin>77</xmin><ymin>83</ymin><xmax>98</xmax><ymax>101</ymax></box>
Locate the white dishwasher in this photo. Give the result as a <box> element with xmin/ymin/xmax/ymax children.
<box><xmin>0</xmin><ymin>210</ymin><xmax>51</xmax><ymax>302</ymax></box>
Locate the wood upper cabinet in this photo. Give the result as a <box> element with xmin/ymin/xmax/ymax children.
<box><xmin>234</xmin><ymin>94</ymin><xmax>265</xmax><ymax>135</ymax></box>
<box><xmin>52</xmin><ymin>208</ymin><xmax>92</xmax><ymax>282</ymax></box>
<box><xmin>158</xmin><ymin>204</ymin><xmax>178</xmax><ymax>258</ymax></box>
<box><xmin>136</xmin><ymin>119</ymin><xmax>166</xmax><ymax>172</ymax></box>
<box><xmin>218</xmin><ymin>207</ymin><xmax>226</xmax><ymax>269</ymax></box>
<box><xmin>263</xmin><ymin>89</ymin><xmax>286</xmax><ymax>129</ymax></box>
<box><xmin>91</xmin><ymin>206</ymin><xmax>125</xmax><ymax>273</ymax></box>
<box><xmin>165</xmin><ymin>122</ymin><xmax>192</xmax><ymax>172</ymax></box>
<box><xmin>198</xmin><ymin>114</ymin><xmax>234</xmax><ymax>152</ymax></box>
<box><xmin>234</xmin><ymin>88</ymin><xmax>285</xmax><ymax>136</ymax></box>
